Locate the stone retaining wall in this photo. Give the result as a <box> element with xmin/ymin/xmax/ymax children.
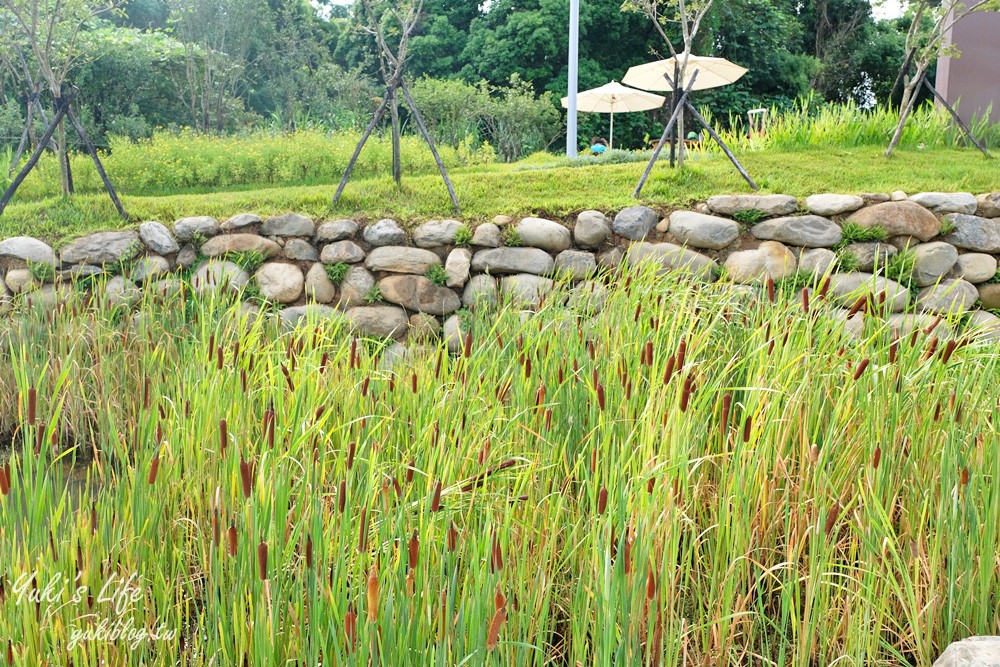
<box><xmin>1</xmin><ymin>190</ymin><xmax>999</xmax><ymax>345</ymax></box>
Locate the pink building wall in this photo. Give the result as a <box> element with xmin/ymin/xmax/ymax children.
<box><xmin>936</xmin><ymin>10</ymin><xmax>1000</xmax><ymax>124</ymax></box>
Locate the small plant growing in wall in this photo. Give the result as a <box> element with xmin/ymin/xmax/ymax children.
<box><xmin>27</xmin><ymin>260</ymin><xmax>55</xmax><ymax>283</ymax></box>
<box><xmin>226</xmin><ymin>250</ymin><xmax>267</xmax><ymax>273</ymax></box>
<box><xmin>325</xmin><ymin>262</ymin><xmax>350</xmax><ymax>284</ymax></box>
<box><xmin>425</xmin><ymin>264</ymin><xmax>448</xmax><ymax>287</ymax></box>
<box><xmin>501</xmin><ymin>225</ymin><xmax>521</xmax><ymax>247</ymax></box>
<box><xmin>837</xmin><ymin>222</ymin><xmax>887</xmax><ymax>247</ymax></box>
<box><xmin>453</xmin><ymin>224</ymin><xmax>473</xmax><ymax>247</ymax></box>
<box><xmin>938</xmin><ymin>217</ymin><xmax>957</xmax><ymax>236</ymax></box>
<box><xmin>364</xmin><ymin>284</ymin><xmax>383</xmax><ymax>304</ymax></box>
<box><xmin>834</xmin><ymin>249</ymin><xmax>861</xmax><ymax>273</ymax></box>
<box><xmin>732</xmin><ymin>209</ymin><xmax>766</xmax><ymax>226</ymax></box>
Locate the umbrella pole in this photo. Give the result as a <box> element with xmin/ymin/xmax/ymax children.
<box><xmin>610</xmin><ymin>112</ymin><xmax>614</xmax><ymax>150</ymax></box>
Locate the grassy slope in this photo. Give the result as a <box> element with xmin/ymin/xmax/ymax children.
<box><xmin>2</xmin><ymin>146</ymin><xmax>999</xmax><ymax>245</ymax></box>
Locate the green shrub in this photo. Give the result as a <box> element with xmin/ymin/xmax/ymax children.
<box><xmin>425</xmin><ymin>264</ymin><xmax>448</xmax><ymax>287</ymax></box>
<box><xmin>939</xmin><ymin>217</ymin><xmax>958</xmax><ymax>236</ymax></box>
<box><xmin>27</xmin><ymin>260</ymin><xmax>56</xmax><ymax>283</ymax></box>
<box><xmin>885</xmin><ymin>248</ymin><xmax>916</xmax><ymax>287</ymax></box>
<box><xmin>325</xmin><ymin>262</ymin><xmax>350</xmax><ymax>284</ymax></box>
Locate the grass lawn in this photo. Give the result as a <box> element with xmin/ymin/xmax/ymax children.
<box><xmin>2</xmin><ymin>145</ymin><xmax>999</xmax><ymax>245</ymax></box>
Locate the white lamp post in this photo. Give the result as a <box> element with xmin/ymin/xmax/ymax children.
<box><xmin>566</xmin><ymin>0</ymin><xmax>579</xmax><ymax>157</ymax></box>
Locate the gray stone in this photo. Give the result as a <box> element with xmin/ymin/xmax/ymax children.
<box><xmin>829</xmin><ymin>273</ymin><xmax>909</xmax><ymax>312</ymax></box>
<box><xmin>201</xmin><ymin>234</ymin><xmax>281</xmax><ymax>258</ymax></box>
<box><xmin>366</xmin><ymin>246</ymin><xmax>441</xmax><ymax>274</ymax></box>
<box><xmin>174</xmin><ymin>216</ymin><xmax>220</xmax><ymax>241</ymax></box>
<box><xmin>613</xmin><ymin>206</ymin><xmax>658</xmax><ymax>240</ymax></box>
<box><xmin>886</xmin><ymin>314</ymin><xmax>955</xmax><ymax>339</ymax></box>
<box><xmin>948</xmin><ymin>253</ymin><xmax>997</xmax><ymax>283</ymax></box>
<box><xmin>471</xmin><ymin>247</ymin><xmax>554</xmax><ymax>275</ymax></box>
<box><xmin>337</xmin><ymin>266</ymin><xmax>376</xmax><ymax>308</ymax></box>
<box><xmin>977</xmin><ymin>283</ymin><xmax>1000</xmax><ymax>310</ymax></box>
<box><xmin>597</xmin><ymin>247</ymin><xmax>624</xmax><ymax>271</ymax></box>
<box><xmin>316</xmin><ymin>219</ymin><xmax>359</xmax><ymax>242</ymax></box>
<box><xmin>706</xmin><ymin>194</ymin><xmax>798</xmax><ymax>217</ymax></box>
<box><xmin>129</xmin><ymin>255</ymin><xmax>171</xmax><ymax>283</ymax></box>
<box><xmin>413</xmin><ymin>219</ymin><xmax>462</xmax><ymax>248</ymax></box>
<box><xmin>798</xmin><ymin>248</ymin><xmax>837</xmax><ymax>275</ymax></box>
<box><xmin>626</xmin><ymin>242</ymin><xmax>717</xmax><ymax>281</ymax></box>
<box><xmin>976</xmin><ymin>193</ymin><xmax>1000</xmax><ymax>218</ymax></box>
<box><xmin>916</xmin><ymin>279</ymin><xmax>979</xmax><ymax>314</ymax></box>
<box><xmin>890</xmin><ymin>190</ymin><xmax>907</xmax><ymax>202</ymax></box>
<box><xmin>751</xmin><ymin>215</ymin><xmax>842</xmax><ymax>247</ymax></box>
<box><xmin>804</xmin><ymin>194</ymin><xmax>864</xmax><ymax>216</ymax></box>
<box><xmin>262</xmin><ymin>213</ymin><xmax>315</xmax><ymax>237</ymax></box>
<box><xmin>0</xmin><ymin>236</ymin><xmax>56</xmax><ymax>269</ymax></box>
<box><xmin>254</xmin><ymin>263</ymin><xmax>304</xmax><ymax>303</ymax></box>
<box><xmin>304</xmin><ymin>263</ymin><xmax>336</xmax><ymax>304</ymax></box>
<box><xmin>0</xmin><ymin>280</ymin><xmax>12</xmax><ymax>314</ymax></box>
<box><xmin>56</xmin><ymin>265</ymin><xmax>102</xmax><ymax>282</ymax></box>
<box><xmin>149</xmin><ymin>279</ymin><xmax>184</xmax><ymax>298</ymax></box>
<box><xmin>444</xmin><ymin>314</ymin><xmax>464</xmax><ymax>354</ymax></box>
<box><xmin>860</xmin><ymin>193</ymin><xmax>892</xmax><ymax>205</ymax></box>
<box><xmin>567</xmin><ymin>280</ymin><xmax>608</xmax><ymax>314</ymax></box>
<box><xmin>908</xmin><ymin>192</ymin><xmax>977</xmax><ymax>214</ymax></box>
<box><xmin>284</xmin><ymin>239</ymin><xmax>319</xmax><ymax>261</ymax></box>
<box><xmin>191</xmin><ymin>260</ymin><xmax>250</xmax><ymax>295</ymax></box>
<box><xmin>501</xmin><ymin>274</ymin><xmax>554</xmax><ymax>308</ymax></box>
<box><xmin>515</xmin><ymin>217</ymin><xmax>572</xmax><ymax>252</ymax></box>
<box><xmin>668</xmin><ymin>211</ymin><xmax>740</xmax><ymax>250</ymax></box>
<box><xmin>723</xmin><ymin>241</ymin><xmax>797</xmax><ymax>284</ymax></box>
<box><xmin>912</xmin><ymin>242</ymin><xmax>959</xmax><ymax>286</ymax></box>
<box><xmin>493</xmin><ymin>215</ymin><xmax>513</xmax><ymax>226</ymax></box>
<box><xmin>942</xmin><ymin>214</ymin><xmax>1000</xmax><ymax>253</ymax></box>
<box><xmin>139</xmin><ymin>221</ymin><xmax>179</xmax><ymax>255</ymax></box>
<box><xmin>220</xmin><ymin>213</ymin><xmax>262</xmax><ymax>232</ymax></box>
<box><xmin>321</xmin><ymin>241</ymin><xmax>366</xmax><ymax>265</ymax></box>
<box><xmin>379</xmin><ymin>275</ymin><xmax>461</xmax><ymax>315</ymax></box>
<box><xmin>843</xmin><ymin>242</ymin><xmax>898</xmax><ymax>272</ymax></box>
<box><xmin>24</xmin><ymin>285</ymin><xmax>72</xmax><ymax>310</ymax></box>
<box><xmin>279</xmin><ymin>304</ymin><xmax>339</xmax><ymax>330</ymax></box>
<box><xmin>574</xmin><ymin>210</ymin><xmax>611</xmax><ymax>249</ymax></box>
<box><xmin>444</xmin><ymin>248</ymin><xmax>472</xmax><ymax>287</ymax></box>
<box><xmin>462</xmin><ymin>275</ymin><xmax>498</xmax><ymax>308</ymax></box>
<box><xmin>847</xmin><ymin>201</ymin><xmax>941</xmax><ymax>241</ymax></box>
<box><xmin>345</xmin><ymin>305</ymin><xmax>408</xmax><ymax>339</ymax></box>
<box><xmin>829</xmin><ymin>309</ymin><xmax>865</xmax><ymax>340</ymax></box>
<box><xmin>408</xmin><ymin>313</ymin><xmax>440</xmax><ymax>342</ymax></box>
<box><xmin>363</xmin><ymin>219</ymin><xmax>406</xmax><ymax>246</ymax></box>
<box><xmin>471</xmin><ymin>223</ymin><xmax>501</xmax><ymax>248</ymax></box>
<box><xmin>5</xmin><ymin>268</ymin><xmax>38</xmax><ymax>294</ymax></box>
<box><xmin>176</xmin><ymin>245</ymin><xmax>198</xmax><ymax>269</ymax></box>
<box><xmin>932</xmin><ymin>636</ymin><xmax>1000</xmax><ymax>666</ymax></box>
<box><xmin>104</xmin><ymin>275</ymin><xmax>141</xmax><ymax>307</ymax></box>
<box><xmin>553</xmin><ymin>249</ymin><xmax>597</xmax><ymax>280</ymax></box>
<box><xmin>966</xmin><ymin>312</ymin><xmax>1000</xmax><ymax>343</ymax></box>
<box><xmin>60</xmin><ymin>231</ymin><xmax>140</xmax><ymax>266</ymax></box>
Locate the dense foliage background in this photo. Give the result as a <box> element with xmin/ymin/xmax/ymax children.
<box><xmin>0</xmin><ymin>0</ymin><xmax>930</xmax><ymax>160</ymax></box>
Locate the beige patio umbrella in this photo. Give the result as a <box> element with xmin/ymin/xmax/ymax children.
<box><xmin>560</xmin><ymin>81</ymin><xmax>665</xmax><ymax>149</ymax></box>
<box><xmin>622</xmin><ymin>53</ymin><xmax>747</xmax><ymax>92</ymax></box>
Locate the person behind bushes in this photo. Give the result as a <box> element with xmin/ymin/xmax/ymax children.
<box><xmin>590</xmin><ymin>137</ymin><xmax>608</xmax><ymax>154</ymax></box>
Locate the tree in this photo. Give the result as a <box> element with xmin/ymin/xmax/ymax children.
<box><xmin>886</xmin><ymin>0</ymin><xmax>1000</xmax><ymax>156</ymax></box>
<box><xmin>1</xmin><ymin>0</ymin><xmax>120</xmax><ymax>196</ymax></box>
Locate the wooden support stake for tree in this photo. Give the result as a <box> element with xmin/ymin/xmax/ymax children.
<box><xmin>0</xmin><ymin>103</ymin><xmax>69</xmax><ymax>215</ymax></box>
<box><xmin>66</xmin><ymin>105</ymin><xmax>129</xmax><ymax>218</ymax></box>
<box><xmin>332</xmin><ymin>92</ymin><xmax>393</xmax><ymax>204</ymax></box>
<box><xmin>8</xmin><ymin>96</ymin><xmax>34</xmax><ymax>178</ymax></box>
<box><xmin>400</xmin><ymin>80</ymin><xmax>461</xmax><ymax>214</ymax></box>
<box><xmin>634</xmin><ymin>71</ymin><xmax>699</xmax><ymax>198</ymax></box>
<box><xmin>684</xmin><ymin>101</ymin><xmax>759</xmax><ymax>191</ymax></box>
<box><xmin>921</xmin><ymin>78</ymin><xmax>993</xmax><ymax>159</ymax></box>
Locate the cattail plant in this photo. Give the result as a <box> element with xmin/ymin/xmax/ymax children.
<box><xmin>366</xmin><ymin>566</ymin><xmax>380</xmax><ymax>623</ymax></box>
<box><xmin>257</xmin><ymin>540</ymin><xmax>268</xmax><ymax>580</ymax></box>
<box><xmin>486</xmin><ymin>591</ymin><xmax>507</xmax><ymax>652</ymax></box>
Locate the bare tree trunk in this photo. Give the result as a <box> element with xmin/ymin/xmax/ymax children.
<box><xmin>56</xmin><ymin>108</ymin><xmax>71</xmax><ymax>197</ymax></box>
<box><xmin>886</xmin><ymin>72</ymin><xmax>924</xmax><ymax>157</ymax></box>
<box><xmin>677</xmin><ymin>113</ymin><xmax>686</xmax><ymax>169</ymax></box>
<box><xmin>390</xmin><ymin>86</ymin><xmax>401</xmax><ymax>186</ymax></box>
